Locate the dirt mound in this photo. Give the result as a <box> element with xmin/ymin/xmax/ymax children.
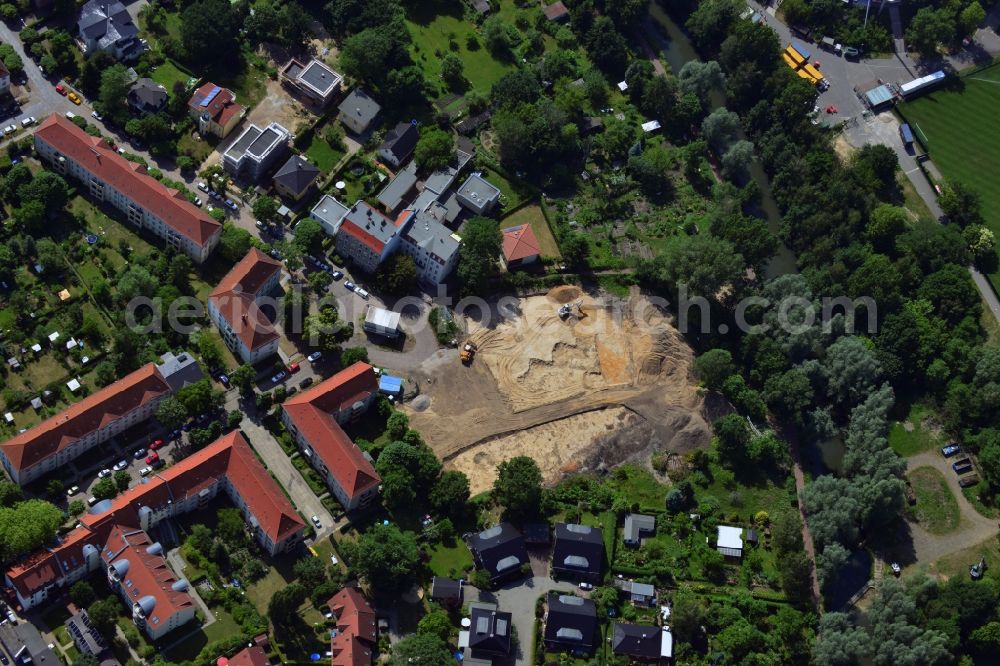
<box><xmin>548</xmin><ymin>285</ymin><xmax>583</xmax><ymax>303</ymax></box>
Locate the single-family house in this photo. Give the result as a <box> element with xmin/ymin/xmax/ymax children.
<box><xmin>466</xmin><ymin>603</ymin><xmax>513</xmax><ymax>661</ymax></box>
<box><xmin>544</xmin><ymin>594</ymin><xmax>597</xmax><ymax>652</ymax></box>
<box><xmin>456</xmin><ymin>172</ymin><xmax>501</xmax><ymax>215</ymax></box>
<box><xmin>281</xmin><ymin>58</ymin><xmax>343</xmax><ymax>108</ymax></box>
<box><xmin>189</xmin><ymin>83</ymin><xmax>244</xmax><ymax>138</ymax></box>
<box><xmin>127</xmin><ymin>78</ymin><xmax>168</xmax><ymax>116</ymax></box>
<box><xmin>310</xmin><ymin>194</ymin><xmax>350</xmax><ymax>236</ymax></box>
<box><xmin>543</xmin><ymin>1</ymin><xmax>569</xmax><ymax>21</ymax></box>
<box><xmin>327</xmin><ymin>588</ymin><xmax>377</xmax><ymax>666</ymax></box>
<box><xmin>338</xmin><ymin>89</ymin><xmax>381</xmax><ymax>135</ymax></box>
<box><xmin>223</xmin><ymin>122</ymin><xmax>290</xmax><ymax>182</ymax></box>
<box><xmin>228</xmin><ymin>644</ymin><xmax>269</xmax><ymax>666</ymax></box>
<box><xmin>624</xmin><ymin>514</ymin><xmax>656</xmax><ymax>547</ymax></box>
<box><xmin>501</xmin><ymin>224</ymin><xmax>541</xmax><ymax>268</ymax></box>
<box><xmin>78</xmin><ymin>0</ymin><xmax>145</xmax><ymax>61</ymax></box>
<box><xmin>716</xmin><ymin>525</ymin><xmax>744</xmax><ymax>559</ymax></box>
<box><xmin>281</xmin><ymin>363</ymin><xmax>381</xmax><ymax>511</ymax></box>
<box><xmin>552</xmin><ymin>523</ymin><xmax>604</xmax><ymax>581</ymax></box>
<box><xmin>430</xmin><ymin>576</ymin><xmax>463</xmax><ymax>606</ymax></box>
<box><xmin>273</xmin><ymin>155</ymin><xmax>321</xmax><ymax>202</ymax></box>
<box><xmin>378</xmin><ymin>122</ymin><xmax>419</xmax><ymax>170</ymax></box>
<box><xmin>468</xmin><ymin>523</ymin><xmax>530</xmax><ymax>585</ymax></box>
<box><xmin>615</xmin><ymin>579</ymin><xmax>656</xmax><ymax>606</ymax></box>
<box><xmin>207</xmin><ymin>248</ymin><xmax>282</xmax><ymax>364</ymax></box>
<box><xmin>611</xmin><ymin>624</ymin><xmax>673</xmax><ymax>661</ymax></box>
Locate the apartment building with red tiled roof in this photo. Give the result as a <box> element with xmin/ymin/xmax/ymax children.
<box><xmin>0</xmin><ymin>352</ymin><xmax>200</xmax><ymax>486</ymax></box>
<box><xmin>208</xmin><ymin>248</ymin><xmax>282</xmax><ymax>364</ymax></box>
<box><xmin>281</xmin><ymin>363</ymin><xmax>380</xmax><ymax>511</ymax></box>
<box><xmin>327</xmin><ymin>588</ymin><xmax>376</xmax><ymax>666</ymax></box>
<box><xmin>334</xmin><ymin>202</ymin><xmax>413</xmax><ymax>274</ymax></box>
<box><xmin>4</xmin><ymin>432</ymin><xmax>304</xmax><ymax>615</ymax></box>
<box><xmin>33</xmin><ymin>115</ymin><xmax>222</xmax><ymax>263</ymax></box>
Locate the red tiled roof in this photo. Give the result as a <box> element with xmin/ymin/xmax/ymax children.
<box><xmin>502</xmin><ymin>224</ymin><xmax>541</xmax><ymax>262</ymax></box>
<box><xmin>1</xmin><ymin>363</ymin><xmax>170</xmax><ymax>472</ymax></box>
<box><xmin>103</xmin><ymin>525</ymin><xmax>193</xmax><ymax>623</ymax></box>
<box><xmin>34</xmin><ymin>116</ymin><xmax>222</xmax><ymax>247</ymax></box>
<box><xmin>543</xmin><ymin>1</ymin><xmax>568</xmax><ymax>20</ymax></box>
<box><xmin>339</xmin><ymin>219</ymin><xmax>385</xmax><ymax>254</ymax></box>
<box><xmin>282</xmin><ymin>363</ymin><xmax>380</xmax><ymax>499</ymax></box>
<box><xmin>229</xmin><ymin>645</ymin><xmax>269</xmax><ymax>666</ymax></box>
<box><xmin>6</xmin><ymin>433</ymin><xmax>304</xmax><ymax>600</ymax></box>
<box><xmin>328</xmin><ymin>588</ymin><xmax>376</xmax><ymax>666</ymax></box>
<box><xmin>210</xmin><ymin>248</ymin><xmax>282</xmax><ymax>352</ymax></box>
<box><xmin>189</xmin><ymin>83</ymin><xmax>244</xmax><ymax>127</ymax></box>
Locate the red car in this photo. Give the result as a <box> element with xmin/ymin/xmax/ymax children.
<box><xmin>145</xmin><ymin>452</ymin><xmax>159</xmax><ymax>464</ymax></box>
<box><xmin>55</xmin><ymin>84</ymin><xmax>66</xmax><ymax>96</ymax></box>
<box><xmin>149</xmin><ymin>439</ymin><xmax>164</xmax><ymax>451</ymax></box>
<box><xmin>288</xmin><ymin>362</ymin><xmax>300</xmax><ymax>374</ymax></box>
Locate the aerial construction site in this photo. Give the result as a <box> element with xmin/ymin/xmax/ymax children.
<box><xmin>406</xmin><ymin>286</ymin><xmax>713</xmax><ymax>493</ymax></box>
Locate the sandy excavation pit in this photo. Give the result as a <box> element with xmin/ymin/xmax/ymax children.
<box><xmin>406</xmin><ymin>286</ymin><xmax>712</xmax><ymax>484</ymax></box>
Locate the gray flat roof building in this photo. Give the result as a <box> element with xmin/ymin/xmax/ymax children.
<box><xmin>223</xmin><ymin>122</ymin><xmax>290</xmax><ymax>181</ymax></box>
<box><xmin>310</xmin><ymin>194</ymin><xmax>350</xmax><ymax>235</ymax></box>
<box><xmin>377</xmin><ymin>161</ymin><xmax>418</xmax><ymax>212</ymax></box>
<box><xmin>0</xmin><ymin>620</ymin><xmax>59</xmax><ymax>666</ymax></box>
<box><xmin>456</xmin><ymin>172</ymin><xmax>501</xmax><ymax>214</ymax></box>
<box><xmin>156</xmin><ymin>351</ymin><xmax>204</xmax><ymax>392</ymax></box>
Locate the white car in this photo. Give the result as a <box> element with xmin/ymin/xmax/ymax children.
<box><xmin>65</xmin><ymin>111</ymin><xmax>76</xmax><ymax>119</ymax></box>
<box><xmin>355</xmin><ymin>288</ymin><xmax>370</xmax><ymax>300</ymax></box>
<box><xmin>307</xmin><ymin>351</ymin><xmax>322</xmax><ymax>362</ymax></box>
<box><xmin>311</xmin><ymin>515</ymin><xmax>322</xmax><ymax>529</ymax></box>
<box><xmin>197</xmin><ymin>182</ymin><xmax>209</xmax><ymax>192</ymax></box>
<box><xmin>20</xmin><ymin>116</ymin><xmax>35</xmax><ymax>127</ymax></box>
<box><xmin>194</xmin><ymin>197</ymin><xmax>203</xmax><ymax>207</ymax></box>
<box><xmin>3</xmin><ymin>125</ymin><xmax>15</xmax><ymax>134</ymax></box>
<box><xmin>97</xmin><ymin>469</ymin><xmax>112</xmax><ymax>479</ymax></box>
<box><xmin>139</xmin><ymin>466</ymin><xmax>153</xmax><ymax>477</ymax></box>
<box><xmin>578</xmin><ymin>582</ymin><xmax>593</xmax><ymax>590</ymax></box>
<box><xmin>111</xmin><ymin>459</ymin><xmax>128</xmax><ymax>471</ymax></box>
<box><xmin>91</xmin><ymin>111</ymin><xmax>103</xmax><ymax>121</ymax></box>
<box><xmin>66</xmin><ymin>485</ymin><xmax>80</xmax><ymax>497</ymax></box>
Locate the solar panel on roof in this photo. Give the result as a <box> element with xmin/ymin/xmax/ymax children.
<box><xmin>200</xmin><ymin>86</ymin><xmax>221</xmax><ymax>107</ymax></box>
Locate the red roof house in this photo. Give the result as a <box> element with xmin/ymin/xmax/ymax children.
<box><xmin>327</xmin><ymin>588</ymin><xmax>377</xmax><ymax>666</ymax></box>
<box><xmin>208</xmin><ymin>248</ymin><xmax>282</xmax><ymax>364</ymax></box>
<box><xmin>501</xmin><ymin>224</ymin><xmax>541</xmax><ymax>268</ymax></box>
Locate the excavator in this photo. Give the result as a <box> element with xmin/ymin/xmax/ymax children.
<box><xmin>558</xmin><ymin>300</ymin><xmax>585</xmax><ymax>320</ymax></box>
<box><xmin>460</xmin><ymin>342</ymin><xmax>477</xmax><ymax>365</ymax></box>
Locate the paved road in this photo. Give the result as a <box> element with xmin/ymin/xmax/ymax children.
<box><xmin>901</xmin><ymin>451</ymin><xmax>997</xmax><ymax>565</ymax></box>
<box><xmin>468</xmin><ymin>577</ymin><xmax>576</xmax><ymax>666</ymax></box>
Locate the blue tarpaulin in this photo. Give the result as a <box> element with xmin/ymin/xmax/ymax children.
<box><xmin>793</xmin><ymin>41</ymin><xmax>811</xmax><ymax>60</ymax></box>
<box><xmin>379</xmin><ymin>375</ymin><xmax>403</xmax><ymax>395</ymax></box>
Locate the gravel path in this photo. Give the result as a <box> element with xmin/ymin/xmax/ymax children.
<box><xmin>903</xmin><ymin>452</ymin><xmax>997</xmax><ymax>566</ymax></box>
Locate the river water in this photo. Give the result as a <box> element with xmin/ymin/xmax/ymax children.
<box><xmin>647</xmin><ymin>2</ymin><xmax>797</xmax><ymax>278</ymax></box>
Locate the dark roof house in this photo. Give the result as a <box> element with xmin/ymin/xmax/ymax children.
<box><xmin>544</xmin><ymin>594</ymin><xmax>597</xmax><ymax>652</ymax></box>
<box><xmin>378</xmin><ymin>122</ymin><xmax>419</xmax><ymax>169</ymax></box>
<box><xmin>338</xmin><ymin>89</ymin><xmax>381</xmax><ymax>135</ymax></box>
<box><xmin>552</xmin><ymin>523</ymin><xmax>604</xmax><ymax>581</ymax></box>
<box><xmin>430</xmin><ymin>576</ymin><xmax>463</xmax><ymax>605</ymax></box>
<box><xmin>78</xmin><ymin>0</ymin><xmax>145</xmax><ymax>60</ymax></box>
<box><xmin>127</xmin><ymin>78</ymin><xmax>168</xmax><ymax>115</ymax></box>
<box><xmin>467</xmin><ymin>604</ymin><xmax>513</xmax><ymax>657</ymax></box>
<box><xmin>612</xmin><ymin>623</ymin><xmax>673</xmax><ymax>661</ymax></box>
<box><xmin>273</xmin><ymin>155</ymin><xmax>321</xmax><ymax>201</ymax></box>
<box><xmin>468</xmin><ymin>523</ymin><xmax>529</xmax><ymax>584</ymax></box>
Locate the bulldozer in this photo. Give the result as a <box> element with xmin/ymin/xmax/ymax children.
<box><xmin>460</xmin><ymin>342</ymin><xmax>477</xmax><ymax>365</ymax></box>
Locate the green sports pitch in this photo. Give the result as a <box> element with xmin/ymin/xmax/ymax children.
<box><xmin>898</xmin><ymin>64</ymin><xmax>1000</xmax><ymax>284</ymax></box>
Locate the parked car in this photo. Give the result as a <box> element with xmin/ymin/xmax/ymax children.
<box><xmin>68</xmin><ymin>91</ymin><xmax>81</xmax><ymax>105</ymax></box>
<box><xmin>843</xmin><ymin>46</ymin><xmax>861</xmax><ymax>59</ymax></box>
<box><xmin>139</xmin><ymin>466</ymin><xmax>153</xmax><ymax>477</ymax></box>
<box><xmin>288</xmin><ymin>362</ymin><xmax>300</xmax><ymax>374</ymax></box>
<box><xmin>224</xmin><ymin>199</ymin><xmax>238</xmax><ymax>211</ymax></box>
<box><xmin>578</xmin><ymin>582</ymin><xmax>593</xmax><ymax>590</ymax></box>
<box><xmin>299</xmin><ymin>377</ymin><xmax>314</xmax><ymax>388</ymax></box>
<box><xmin>133</xmin><ymin>448</ymin><xmax>147</xmax><ymax>459</ymax></box>
<box><xmin>112</xmin><ymin>459</ymin><xmax>128</xmax><ymax>471</ymax></box>
<box><xmin>198</xmin><ymin>182</ymin><xmax>209</xmax><ymax>192</ymax></box>
<box><xmin>97</xmin><ymin>468</ymin><xmax>112</xmax><ymax>479</ymax></box>
<box><xmin>256</xmin><ymin>220</ymin><xmax>265</xmax><ymax>229</ymax></box>
<box><xmin>307</xmin><ymin>351</ymin><xmax>322</xmax><ymax>362</ymax></box>
<box><xmin>311</xmin><ymin>515</ymin><xmax>322</xmax><ymax>529</ymax></box>
<box><xmin>150</xmin><ymin>439</ymin><xmax>165</xmax><ymax>451</ymax></box>
<box><xmin>344</xmin><ymin>281</ymin><xmax>355</xmax><ymax>291</ymax></box>
<box><xmin>20</xmin><ymin>116</ymin><xmax>35</xmax><ymax>127</ymax></box>
<box><xmin>3</xmin><ymin>124</ymin><xmax>15</xmax><ymax>134</ymax></box>
<box><xmin>1</xmin><ymin>648</ymin><xmax>10</xmax><ymax>664</ymax></box>
<box><xmin>959</xmin><ymin>474</ymin><xmax>979</xmax><ymax>488</ymax></box>
<box><xmin>168</xmin><ymin>429</ymin><xmax>181</xmax><ymax>440</ymax></box>
<box><xmin>355</xmin><ymin>288</ymin><xmax>370</xmax><ymax>300</ymax></box>
<box><xmin>55</xmin><ymin>84</ymin><xmax>66</xmax><ymax>95</ymax></box>
<box><xmin>66</xmin><ymin>485</ymin><xmax>80</xmax><ymax>497</ymax></box>
<box><xmin>146</xmin><ymin>452</ymin><xmax>159</xmax><ymax>465</ymax></box>
<box><xmin>287</xmin><ymin>386</ymin><xmax>298</xmax><ymax>396</ymax></box>
<box><xmin>217</xmin><ymin>373</ymin><xmax>230</xmax><ymax>388</ymax></box>
<box><xmin>331</xmin><ymin>271</ymin><xmax>343</xmax><ymax>281</ymax></box>
<box><xmin>941</xmin><ymin>444</ymin><xmax>961</xmax><ymax>457</ymax></box>
<box><xmin>271</xmin><ymin>371</ymin><xmax>287</xmax><ymax>383</ymax></box>
<box><xmin>194</xmin><ymin>197</ymin><xmax>203</xmax><ymax>207</ymax></box>
<box><xmin>91</xmin><ymin>110</ymin><xmax>103</xmax><ymax>121</ymax></box>
<box><xmin>65</xmin><ymin>111</ymin><xmax>75</xmax><ymax>120</ymax></box>
<box><xmin>87</xmin><ymin>496</ymin><xmax>99</xmax><ymax>507</ymax></box>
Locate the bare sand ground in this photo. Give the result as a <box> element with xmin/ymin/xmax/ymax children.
<box><xmin>406</xmin><ymin>286</ymin><xmax>713</xmax><ymax>485</ymax></box>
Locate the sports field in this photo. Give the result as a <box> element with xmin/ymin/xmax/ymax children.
<box><xmin>898</xmin><ymin>64</ymin><xmax>1000</xmax><ymax>283</ymax></box>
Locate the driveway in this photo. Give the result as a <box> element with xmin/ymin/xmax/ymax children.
<box><xmin>466</xmin><ymin>576</ymin><xmax>577</xmax><ymax>666</ymax></box>
<box><xmin>899</xmin><ymin>451</ymin><xmax>997</xmax><ymax>566</ymax></box>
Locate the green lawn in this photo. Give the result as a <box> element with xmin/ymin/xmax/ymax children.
<box><xmin>897</xmin><ymin>64</ymin><xmax>1000</xmax><ymax>289</ymax></box>
<box><xmin>888</xmin><ymin>403</ymin><xmax>946</xmax><ymax>457</ymax></box>
<box><xmin>428</xmin><ymin>539</ymin><xmax>474</xmax><ymax>578</ymax></box>
<box><xmin>928</xmin><ymin>532</ymin><xmax>999</xmax><ymax>579</ymax></box>
<box><xmin>476</xmin><ymin>164</ymin><xmax>532</xmax><ymax>214</ymax></box>
<box><xmin>304</xmin><ymin>133</ymin><xmax>346</xmax><ymax>173</ymax></box>
<box><xmin>405</xmin><ymin>0</ymin><xmax>515</xmax><ymax>99</ymax></box>
<box><xmin>907</xmin><ymin>466</ymin><xmax>960</xmax><ymax>534</ymax></box>
<box><xmin>500</xmin><ymin>204</ymin><xmax>561</xmax><ymax>259</ymax></box>
<box><xmin>151</xmin><ymin>59</ymin><xmax>195</xmax><ymax>91</ymax></box>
